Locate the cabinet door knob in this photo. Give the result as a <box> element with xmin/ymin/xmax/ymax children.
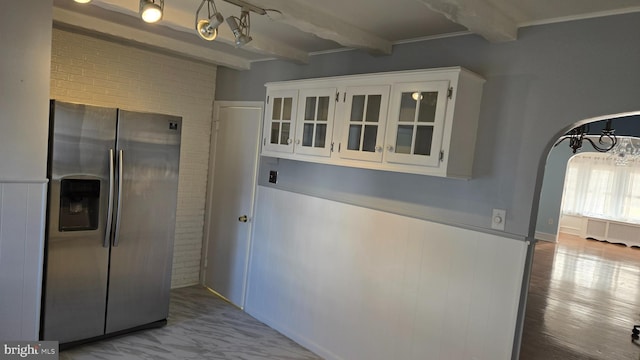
<box><xmin>296</xmin><ymin>139</ymin><xmax>301</xmax><ymax>145</ymax></box>
<box><xmin>375</xmin><ymin>145</ymin><xmax>383</xmax><ymax>152</ymax></box>
<box><xmin>238</xmin><ymin>215</ymin><xmax>248</xmax><ymax>223</ymax></box>
<box><xmin>287</xmin><ymin>138</ymin><xmax>293</xmax><ymax>145</ymax></box>
<box><xmin>386</xmin><ymin>145</ymin><xmax>394</xmax><ymax>152</ymax></box>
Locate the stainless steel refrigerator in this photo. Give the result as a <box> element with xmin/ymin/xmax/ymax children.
<box><xmin>41</xmin><ymin>101</ymin><xmax>182</xmax><ymax>346</ymax></box>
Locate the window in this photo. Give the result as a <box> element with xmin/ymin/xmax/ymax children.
<box><xmin>562</xmin><ymin>153</ymin><xmax>640</xmax><ymax>223</ymax></box>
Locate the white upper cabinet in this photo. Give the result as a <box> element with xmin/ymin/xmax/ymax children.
<box><xmin>384</xmin><ymin>81</ymin><xmax>450</xmax><ymax>167</ymax></box>
<box><xmin>261</xmin><ymin>67</ymin><xmax>485</xmax><ymax>179</ymax></box>
<box><xmin>339</xmin><ymin>85</ymin><xmax>390</xmax><ymax>162</ymax></box>
<box><xmin>295</xmin><ymin>88</ymin><xmax>336</xmax><ymax>157</ymax></box>
<box><xmin>263</xmin><ymin>89</ymin><xmax>298</xmax><ymax>154</ymax></box>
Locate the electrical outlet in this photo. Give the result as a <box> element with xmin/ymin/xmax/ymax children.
<box><xmin>492</xmin><ymin>209</ymin><xmax>506</xmax><ymax>231</ymax></box>
<box><xmin>268</xmin><ymin>170</ymin><xmax>278</xmax><ymax>184</ymax></box>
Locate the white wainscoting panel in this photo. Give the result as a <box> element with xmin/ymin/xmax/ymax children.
<box><xmin>0</xmin><ymin>181</ymin><xmax>47</xmax><ymax>340</ymax></box>
<box><xmin>246</xmin><ymin>186</ymin><xmax>528</xmax><ymax>360</ymax></box>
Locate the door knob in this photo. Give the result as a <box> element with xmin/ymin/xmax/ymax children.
<box><xmin>238</xmin><ymin>215</ymin><xmax>248</xmax><ymax>223</ymax></box>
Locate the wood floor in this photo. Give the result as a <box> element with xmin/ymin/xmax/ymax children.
<box><xmin>520</xmin><ymin>233</ymin><xmax>640</xmax><ymax>360</ymax></box>
<box><xmin>59</xmin><ymin>286</ymin><xmax>321</xmax><ymax>360</ymax></box>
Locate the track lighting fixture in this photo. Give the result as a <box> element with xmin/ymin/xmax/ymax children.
<box><xmin>196</xmin><ymin>0</ymin><xmax>224</xmax><ymax>41</ymax></box>
<box><xmin>192</xmin><ymin>0</ymin><xmax>270</xmax><ymax>46</ymax></box>
<box><xmin>223</xmin><ymin>0</ymin><xmax>266</xmax><ymax>15</ymax></box>
<box><xmin>139</xmin><ymin>0</ymin><xmax>164</xmax><ymax>23</ymax></box>
<box><xmin>226</xmin><ymin>8</ymin><xmax>252</xmax><ymax>47</ymax></box>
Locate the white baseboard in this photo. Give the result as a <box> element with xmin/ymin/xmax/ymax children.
<box><xmin>559</xmin><ymin>226</ymin><xmax>581</xmax><ymax>236</ymax></box>
<box><xmin>535</xmin><ymin>232</ymin><xmax>557</xmax><ymax>243</ymax></box>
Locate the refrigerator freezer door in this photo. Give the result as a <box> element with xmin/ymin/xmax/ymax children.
<box><xmin>105</xmin><ymin>110</ymin><xmax>181</xmax><ymax>333</ymax></box>
<box><xmin>42</xmin><ymin>101</ymin><xmax>117</xmax><ymax>343</ymax></box>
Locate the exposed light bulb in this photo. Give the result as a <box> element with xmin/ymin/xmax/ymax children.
<box><xmin>140</xmin><ymin>1</ymin><xmax>163</xmax><ymax>23</ymax></box>
<box><xmin>197</xmin><ymin>20</ymin><xmax>219</xmax><ymax>41</ymax></box>
<box><xmin>196</xmin><ymin>11</ymin><xmax>224</xmax><ymax>41</ymax></box>
<box><xmin>142</xmin><ymin>7</ymin><xmax>162</xmax><ymax>22</ymax></box>
<box><xmin>74</xmin><ymin>0</ymin><xmax>92</xmax><ymax>3</ymax></box>
<box><xmin>411</xmin><ymin>92</ymin><xmax>423</xmax><ymax>101</ymax></box>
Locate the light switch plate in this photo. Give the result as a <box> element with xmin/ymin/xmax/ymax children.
<box><xmin>492</xmin><ymin>209</ymin><xmax>506</xmax><ymax>231</ymax></box>
<box><xmin>269</xmin><ymin>170</ymin><xmax>278</xmax><ymax>184</ymax></box>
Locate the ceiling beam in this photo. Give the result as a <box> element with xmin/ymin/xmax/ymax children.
<box><xmin>247</xmin><ymin>0</ymin><xmax>393</xmax><ymax>55</ymax></box>
<box><xmin>53</xmin><ymin>7</ymin><xmax>251</xmax><ymax>70</ymax></box>
<box><xmin>88</xmin><ymin>0</ymin><xmax>309</xmax><ymax>64</ymax></box>
<box><xmin>238</xmin><ymin>34</ymin><xmax>309</xmax><ymax>64</ymax></box>
<box><xmin>416</xmin><ymin>0</ymin><xmax>518</xmax><ymax>42</ymax></box>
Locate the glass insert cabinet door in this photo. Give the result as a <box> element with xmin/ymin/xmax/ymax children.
<box><xmin>339</xmin><ymin>85</ymin><xmax>390</xmax><ymax>162</ymax></box>
<box><xmin>294</xmin><ymin>88</ymin><xmax>336</xmax><ymax>157</ymax></box>
<box><xmin>263</xmin><ymin>89</ymin><xmax>298</xmax><ymax>153</ymax></box>
<box><xmin>384</xmin><ymin>81</ymin><xmax>450</xmax><ymax>167</ymax></box>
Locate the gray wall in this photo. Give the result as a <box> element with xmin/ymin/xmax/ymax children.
<box><xmin>535</xmin><ymin>144</ymin><xmax>574</xmax><ymax>236</ymax></box>
<box><xmin>0</xmin><ymin>0</ymin><xmax>52</xmax><ymax>180</ymax></box>
<box><xmin>216</xmin><ymin>13</ymin><xmax>640</xmax><ymax>238</ymax></box>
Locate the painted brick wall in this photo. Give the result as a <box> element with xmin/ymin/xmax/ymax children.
<box><xmin>50</xmin><ymin>28</ymin><xmax>216</xmax><ymax>287</ymax></box>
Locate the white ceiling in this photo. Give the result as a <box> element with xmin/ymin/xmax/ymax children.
<box><xmin>53</xmin><ymin>0</ymin><xmax>640</xmax><ymax>70</ymax></box>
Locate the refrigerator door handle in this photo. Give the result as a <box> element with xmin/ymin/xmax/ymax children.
<box><xmin>104</xmin><ymin>149</ymin><xmax>115</xmax><ymax>248</ymax></box>
<box><xmin>113</xmin><ymin>149</ymin><xmax>124</xmax><ymax>247</ymax></box>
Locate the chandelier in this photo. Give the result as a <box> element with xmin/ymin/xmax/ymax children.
<box><xmin>554</xmin><ymin>119</ymin><xmax>617</xmax><ymax>154</ymax></box>
<box><xmin>610</xmin><ymin>136</ymin><xmax>640</xmax><ymax>166</ymax></box>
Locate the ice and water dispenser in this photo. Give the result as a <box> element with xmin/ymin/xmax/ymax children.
<box><xmin>58</xmin><ymin>179</ymin><xmax>100</xmax><ymax>231</ymax></box>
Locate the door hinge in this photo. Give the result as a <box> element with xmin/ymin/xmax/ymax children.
<box><xmin>338</xmin><ymin>143</ymin><xmax>341</xmax><ymax>152</ymax></box>
<box><xmin>330</xmin><ymin>142</ymin><xmax>334</xmax><ymax>152</ymax></box>
<box><xmin>266</xmin><ymin>96</ymin><xmax>269</xmax><ymax>104</ymax></box>
<box><xmin>447</xmin><ymin>87</ymin><xmax>453</xmax><ymax>99</ymax></box>
<box><xmin>336</xmin><ymin>92</ymin><xmax>339</xmax><ymax>102</ymax></box>
<box><xmin>214</xmin><ymin>121</ymin><xmax>220</xmax><ymax>131</ymax></box>
<box><xmin>263</xmin><ymin>138</ymin><xmax>267</xmax><ymax>146</ymax></box>
<box><xmin>343</xmin><ymin>92</ymin><xmax>346</xmax><ymax>102</ymax></box>
<box><xmin>439</xmin><ymin>150</ymin><xmax>444</xmax><ymax>162</ymax></box>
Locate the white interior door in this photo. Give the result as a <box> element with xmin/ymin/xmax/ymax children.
<box><xmin>203</xmin><ymin>101</ymin><xmax>262</xmax><ymax>308</ymax></box>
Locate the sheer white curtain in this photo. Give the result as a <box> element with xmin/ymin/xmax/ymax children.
<box><xmin>562</xmin><ymin>153</ymin><xmax>640</xmax><ymax>223</ymax></box>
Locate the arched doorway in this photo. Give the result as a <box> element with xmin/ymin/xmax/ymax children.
<box><xmin>519</xmin><ymin>112</ymin><xmax>640</xmax><ymax>359</ymax></box>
